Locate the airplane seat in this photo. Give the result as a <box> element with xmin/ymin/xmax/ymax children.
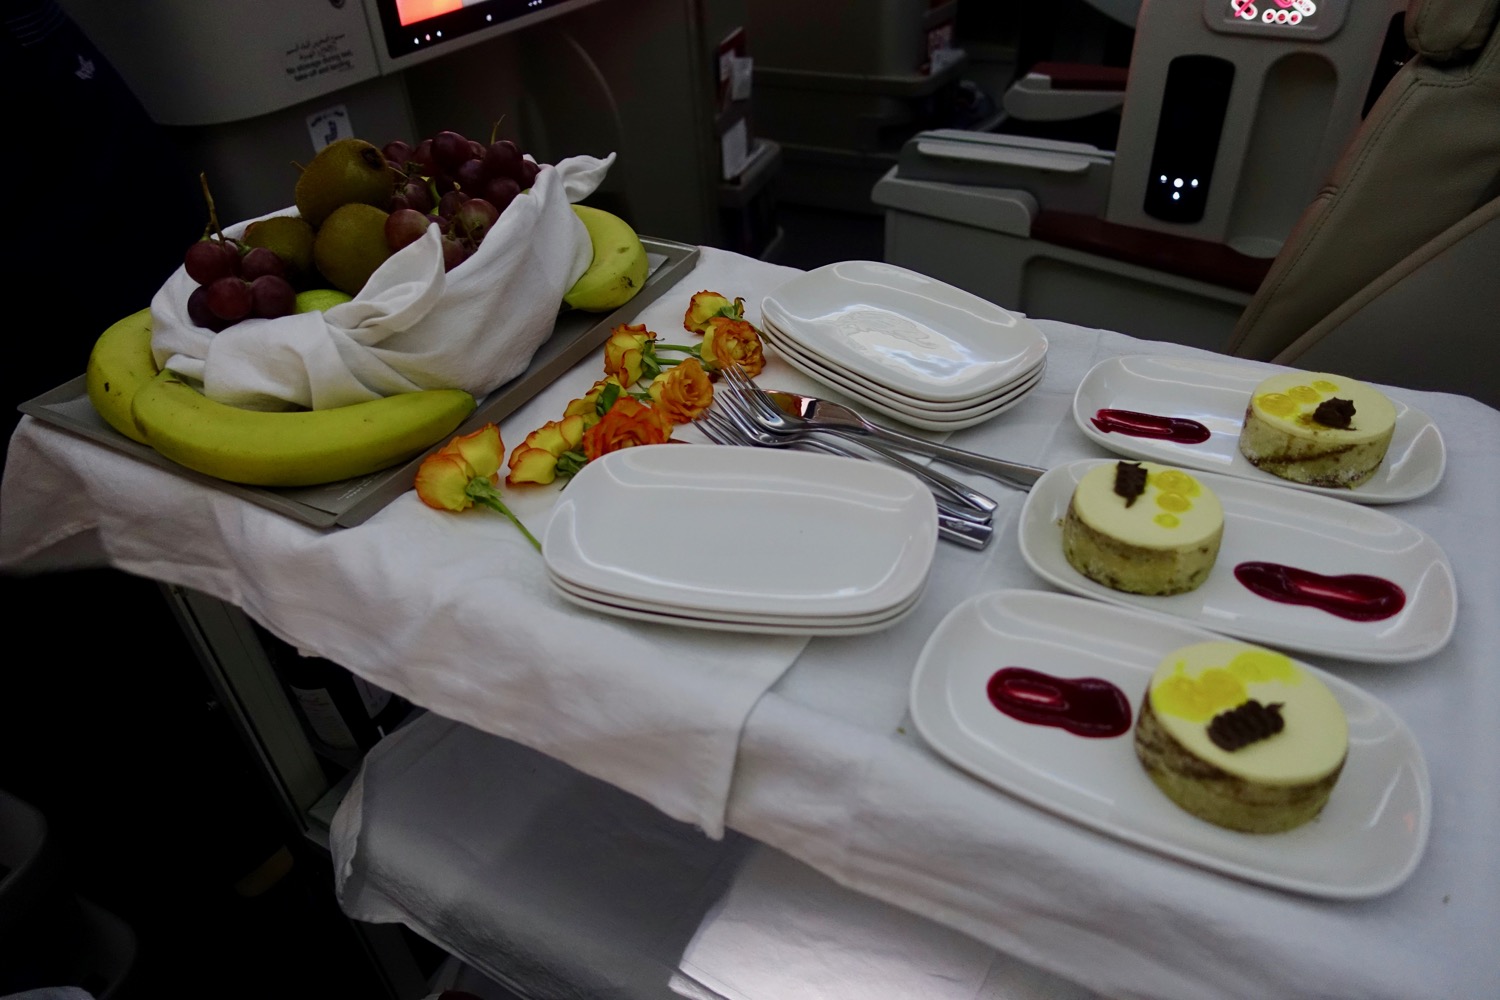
<box><xmin>1224</xmin><ymin>0</ymin><xmax>1500</xmax><ymax>407</ymax></box>
<box><xmin>873</xmin><ymin>0</ymin><xmax>1408</xmax><ymax>351</ymax></box>
<box><xmin>999</xmin><ymin>1</ymin><xmax>1138</xmax><ymax>130</ymax></box>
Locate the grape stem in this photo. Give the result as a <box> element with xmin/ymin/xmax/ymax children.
<box><xmin>198</xmin><ymin>173</ymin><xmax>226</xmax><ymax>244</ymax></box>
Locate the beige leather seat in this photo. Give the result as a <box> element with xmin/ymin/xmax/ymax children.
<box><xmin>1225</xmin><ymin>0</ymin><xmax>1500</xmax><ymax>408</ymax></box>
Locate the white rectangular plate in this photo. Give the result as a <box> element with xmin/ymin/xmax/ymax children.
<box><xmin>547</xmin><ymin>569</ymin><xmax>924</xmax><ymax>625</ymax></box>
<box><xmin>550</xmin><ymin>575</ymin><xmax>922</xmax><ymax>636</ymax></box>
<box><xmin>762</xmin><ymin>320</ymin><xmax>1045</xmax><ymax>414</ymax></box>
<box><xmin>1017</xmin><ymin>461</ymin><xmax>1457</xmax><ymax>663</ymax></box>
<box><xmin>909</xmin><ymin>590</ymin><xmax>1430</xmax><ymax>899</ymax></box>
<box><xmin>761</xmin><ymin>261</ymin><xmax>1048</xmax><ymax>404</ymax></box>
<box><xmin>1072</xmin><ymin>356</ymin><xmax>1445</xmax><ymax>504</ymax></box>
<box><xmin>761</xmin><ymin>324</ymin><xmax>1044</xmax><ymax>432</ymax></box>
<box><xmin>543</xmin><ymin>446</ymin><xmax>938</xmax><ymax>618</ymax></box>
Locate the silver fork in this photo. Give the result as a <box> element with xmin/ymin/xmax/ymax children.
<box><xmin>715</xmin><ymin>370</ymin><xmax>999</xmax><ymax>517</ymax></box>
<box><xmin>694</xmin><ymin>411</ymin><xmax>995</xmax><ymax>550</ymax></box>
<box><xmin>720</xmin><ymin>364</ymin><xmax>1044</xmax><ymax>493</ymax></box>
<box><xmin>706</xmin><ymin>395</ymin><xmax>996</xmax><ymax>523</ymax></box>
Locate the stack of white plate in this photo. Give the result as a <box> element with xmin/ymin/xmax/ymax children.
<box><xmin>542</xmin><ymin>446</ymin><xmax>938</xmax><ymax>635</ymax></box>
<box><xmin>759</xmin><ymin>261</ymin><xmax>1048</xmax><ymax>432</ymax></box>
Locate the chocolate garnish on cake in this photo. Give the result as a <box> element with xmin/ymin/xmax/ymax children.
<box><xmin>1113</xmin><ymin>461</ymin><xmax>1148</xmax><ymax>507</ymax></box>
<box><xmin>1311</xmin><ymin>397</ymin><xmax>1356</xmax><ymax>429</ymax></box>
<box><xmin>1206</xmin><ymin>699</ymin><xmax>1285</xmax><ymax>751</ymax></box>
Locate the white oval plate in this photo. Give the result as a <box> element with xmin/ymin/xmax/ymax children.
<box><xmin>1072</xmin><ymin>355</ymin><xmax>1446</xmax><ymax>504</ymax></box>
<box><xmin>547</xmin><ymin>569</ymin><xmax>924</xmax><ymax>625</ymax></box>
<box><xmin>761</xmin><ymin>261</ymin><xmax>1049</xmax><ymax>404</ymax></box>
<box><xmin>543</xmin><ymin>446</ymin><xmax>938</xmax><ymax>618</ymax></box>
<box><xmin>908</xmin><ymin>590</ymin><xmax>1430</xmax><ymax>899</ymax></box>
<box><xmin>1017</xmin><ymin>461</ymin><xmax>1457</xmax><ymax>663</ymax></box>
<box><xmin>763</xmin><ymin>327</ymin><xmax>1045</xmax><ymax>432</ymax></box>
<box><xmin>763</xmin><ymin>320</ymin><xmax>1045</xmax><ymax>415</ymax></box>
<box><xmin>549</xmin><ymin>574</ymin><xmax>923</xmax><ymax>636</ymax></box>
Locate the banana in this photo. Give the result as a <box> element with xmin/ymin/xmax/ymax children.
<box><xmin>562</xmin><ymin>204</ymin><xmax>650</xmax><ymax>312</ymax></box>
<box><xmin>86</xmin><ymin>307</ymin><xmax>159</xmax><ymax>445</ymax></box>
<box><xmin>130</xmin><ymin>372</ymin><xmax>476</xmax><ymax>487</ymax></box>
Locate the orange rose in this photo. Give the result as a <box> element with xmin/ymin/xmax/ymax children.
<box><xmin>414</xmin><ymin>453</ymin><xmax>477</xmax><ymax>511</ymax></box>
<box><xmin>602</xmin><ymin>323</ymin><xmax>659</xmax><ymax>386</ymax></box>
<box><xmin>414</xmin><ymin>423</ymin><xmax>539</xmax><ymax>549</ymax></box>
<box><xmin>683</xmin><ymin>290</ymin><xmax>744</xmax><ymax>333</ymax></box>
<box><xmin>699</xmin><ymin>317</ymin><xmax>765</xmax><ymax>376</ymax></box>
<box><xmin>564</xmin><ymin>377</ymin><xmax>626</xmax><ymax>428</ymax></box>
<box><xmin>415</xmin><ymin>424</ymin><xmax>505</xmax><ymax>510</ymax></box>
<box><xmin>648</xmin><ymin>357</ymin><xmax>714</xmax><ymax>424</ymax></box>
<box><xmin>506</xmin><ymin>414</ymin><xmax>587</xmax><ymax>486</ymax></box>
<box><xmin>583</xmin><ymin>396</ymin><xmax>671</xmax><ymax>460</ymax></box>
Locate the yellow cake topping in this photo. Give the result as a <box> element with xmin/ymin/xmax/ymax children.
<box><xmin>1148</xmin><ymin>641</ymin><xmax>1347</xmax><ymax>786</ymax></box>
<box><xmin>1155</xmin><ymin>665</ymin><xmax>1246</xmax><ymax>722</ymax></box>
<box><xmin>1070</xmin><ymin>461</ymin><xmax>1223</xmax><ymax>549</ymax></box>
<box><xmin>1247</xmin><ymin>372</ymin><xmax>1396</xmax><ymax>442</ymax></box>
<box><xmin>1227</xmin><ymin>648</ymin><xmax>1299</xmax><ymax>684</ymax></box>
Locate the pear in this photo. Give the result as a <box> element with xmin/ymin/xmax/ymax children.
<box><xmin>295</xmin><ymin>139</ymin><xmax>395</xmax><ymax>228</ymax></box>
<box><xmin>294</xmin><ymin>288</ymin><xmax>354</xmax><ymax>313</ymax></box>
<box><xmin>242</xmin><ymin>215</ymin><xmax>316</xmax><ymax>287</ymax></box>
<box><xmin>313</xmin><ymin>203</ymin><xmax>393</xmax><ymax>296</ymax></box>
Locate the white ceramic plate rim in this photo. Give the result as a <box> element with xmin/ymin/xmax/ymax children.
<box><xmin>761</xmin><ymin>260</ymin><xmax>1049</xmax><ymax>403</ymax></box>
<box><xmin>1071</xmin><ymin>355</ymin><xmax>1446</xmax><ymax>504</ymax></box>
<box><xmin>763</xmin><ymin>319</ymin><xmax>1045</xmax><ymax>413</ymax></box>
<box><xmin>908</xmin><ymin>589</ymin><xmax>1430</xmax><ymax>899</ymax></box>
<box><xmin>542</xmin><ymin>446</ymin><xmax>938</xmax><ymax>617</ymax></box>
<box><xmin>765</xmin><ymin>332</ymin><xmax>1044</xmax><ymax>432</ymax></box>
<box><xmin>1017</xmin><ymin>460</ymin><xmax>1457</xmax><ymax>663</ymax></box>
<box><xmin>548</xmin><ymin>570</ymin><xmax>925</xmax><ymax>624</ymax></box>
<box><xmin>551</xmin><ymin>578</ymin><xmax>922</xmax><ymax>636</ymax></box>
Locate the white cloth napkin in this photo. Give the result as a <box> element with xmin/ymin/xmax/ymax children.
<box><xmin>149</xmin><ymin>154</ymin><xmax>612</xmax><ymax>411</ymax></box>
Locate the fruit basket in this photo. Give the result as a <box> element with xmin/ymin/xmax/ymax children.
<box><xmin>21</xmin><ymin>236</ymin><xmax>701</xmax><ymax>527</ymax></box>
<box><xmin>150</xmin><ymin>150</ymin><xmax>617</xmax><ymax>414</ymax></box>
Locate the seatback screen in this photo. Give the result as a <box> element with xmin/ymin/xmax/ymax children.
<box><xmin>372</xmin><ymin>0</ymin><xmax>597</xmax><ymax>60</ymax></box>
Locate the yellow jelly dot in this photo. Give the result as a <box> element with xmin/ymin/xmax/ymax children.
<box><xmin>1154</xmin><ymin>666</ymin><xmax>1247</xmax><ymax>722</ymax></box>
<box><xmin>1228</xmin><ymin>649</ymin><xmax>1300</xmax><ymax>685</ymax></box>
<box><xmin>1153</xmin><ymin>470</ymin><xmax>1200</xmax><ymax>496</ymax></box>
<box><xmin>1287</xmin><ymin>384</ymin><xmax>1321</xmax><ymax>403</ymax></box>
<box><xmin>1256</xmin><ymin>393</ymin><xmax>1297</xmax><ymax>417</ymax></box>
<box><xmin>1311</xmin><ymin>380</ymin><xmax>1339</xmax><ymax>394</ymax></box>
<box><xmin>1156</xmin><ymin>492</ymin><xmax>1191</xmax><ymax>513</ymax></box>
<box><xmin>1154</xmin><ymin>513</ymin><xmax>1180</xmax><ymax>528</ymax></box>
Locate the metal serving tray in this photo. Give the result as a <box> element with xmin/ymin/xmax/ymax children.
<box><xmin>18</xmin><ymin>237</ymin><xmax>700</xmax><ymax>529</ymax></box>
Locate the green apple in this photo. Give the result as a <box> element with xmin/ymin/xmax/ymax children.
<box><xmin>294</xmin><ymin>288</ymin><xmax>353</xmax><ymax>313</ymax></box>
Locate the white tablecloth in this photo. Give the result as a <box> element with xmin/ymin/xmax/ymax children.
<box><xmin>4</xmin><ymin>247</ymin><xmax>1497</xmax><ymax>999</ymax></box>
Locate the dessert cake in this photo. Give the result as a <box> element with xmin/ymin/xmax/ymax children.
<box><xmin>1134</xmin><ymin>641</ymin><xmax>1348</xmax><ymax>834</ymax></box>
<box><xmin>1061</xmin><ymin>461</ymin><xmax>1224</xmax><ymax>596</ymax></box>
<box><xmin>1238</xmin><ymin>371</ymin><xmax>1396</xmax><ymax>488</ymax></box>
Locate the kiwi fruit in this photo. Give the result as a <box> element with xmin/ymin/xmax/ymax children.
<box><xmin>242</xmin><ymin>216</ymin><xmax>316</xmax><ymax>287</ymax></box>
<box><xmin>313</xmin><ymin>203</ymin><xmax>393</xmax><ymax>296</ymax></box>
<box><xmin>295</xmin><ymin>138</ymin><xmax>396</xmax><ymax>228</ymax></box>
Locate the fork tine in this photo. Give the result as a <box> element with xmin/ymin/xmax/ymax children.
<box><xmin>699</xmin><ymin>406</ymin><xmax>773</xmax><ymax>448</ymax></box>
<box><xmin>711</xmin><ymin>396</ymin><xmax>777</xmax><ymax>442</ymax></box>
<box><xmin>695</xmin><ymin>409</ymin><xmax>744</xmax><ymax>445</ymax></box>
<box><xmin>719</xmin><ymin>364</ymin><xmax>786</xmax><ymax>427</ymax></box>
<box><xmin>694</xmin><ymin>414</ymin><xmax>737</xmax><ymax>446</ymax></box>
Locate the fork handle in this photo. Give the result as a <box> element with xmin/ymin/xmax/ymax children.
<box><xmin>809</xmin><ymin>433</ymin><xmax>999</xmax><ymax>517</ymax></box>
<box><xmin>838</xmin><ymin>424</ymin><xmax>1045</xmax><ymax>491</ymax></box>
<box><xmin>936</xmin><ymin>512</ymin><xmax>995</xmax><ymax>550</ymax></box>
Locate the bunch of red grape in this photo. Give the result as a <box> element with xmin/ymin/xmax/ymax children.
<box><xmin>380</xmin><ymin>129</ymin><xmax>544</xmax><ymax>272</ymax></box>
<box><xmin>183</xmin><ymin>238</ymin><xmax>297</xmax><ymax>331</ymax></box>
